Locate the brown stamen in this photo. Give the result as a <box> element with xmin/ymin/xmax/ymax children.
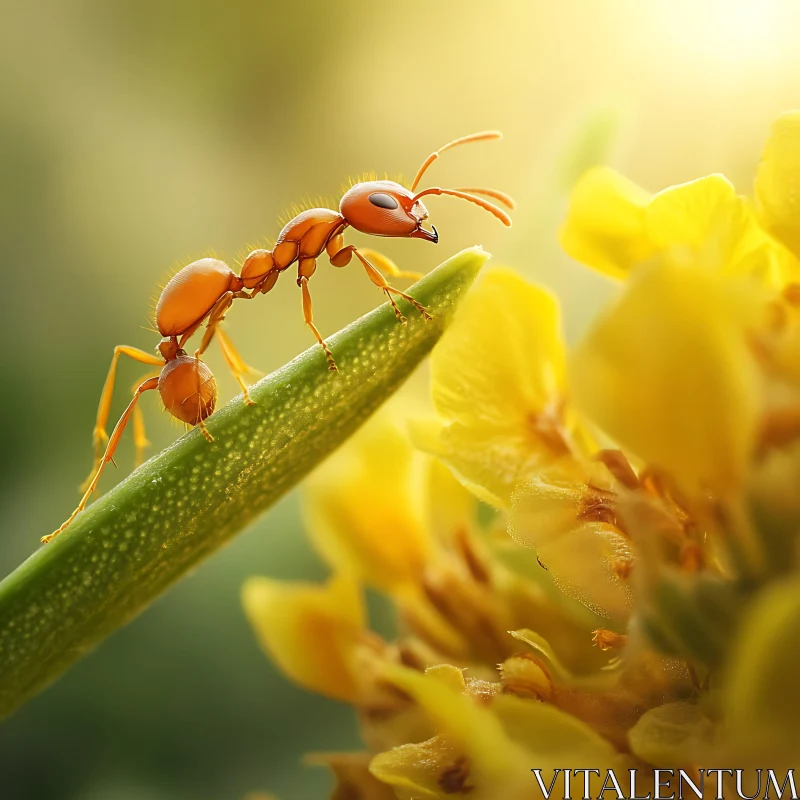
<box><xmin>592</xmin><ymin>629</ymin><xmax>627</xmax><ymax>651</ymax></box>
<box><xmin>438</xmin><ymin>756</ymin><xmax>474</xmax><ymax>794</ymax></box>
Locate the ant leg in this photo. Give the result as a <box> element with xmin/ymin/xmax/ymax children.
<box><xmin>44</xmin><ymin>377</ymin><xmax>160</xmax><ymax>543</ymax></box>
<box><xmin>82</xmin><ymin>346</ymin><xmax>164</xmax><ymax>491</ymax></box>
<box><xmin>132</xmin><ymin>405</ymin><xmax>148</xmax><ymax>467</ymax></box>
<box><xmin>330</xmin><ymin>244</ymin><xmax>406</xmax><ymax>322</ymax></box>
<box><xmin>192</xmin><ymin>287</ymin><xmax>264</xmax><ymax>405</ymax></box>
<box><xmin>326</xmin><ymin>234</ymin><xmax>346</xmax><ymax>262</ymax></box>
<box><xmin>215</xmin><ymin>326</ymin><xmax>262</xmax><ymax>405</ymax></box>
<box><xmin>358</xmin><ymin>248</ymin><xmax>424</xmax><ymax>281</ymax></box>
<box><xmin>194</xmin><ymin>284</ymin><xmax>265</xmax><ymax>358</ymax></box>
<box><xmin>255</xmin><ymin>268</ymin><xmax>280</xmax><ymax>296</ymax></box>
<box><xmin>192</xmin><ymin>292</ymin><xmax>235</xmax><ymax>357</ymax></box>
<box><xmin>197</xmin><ymin>417</ymin><xmax>214</xmax><ymax>443</ymax></box>
<box><xmin>177</xmin><ymin>286</ymin><xmax>258</xmax><ymax>351</ymax></box>
<box><xmin>331</xmin><ymin>245</ymin><xmax>432</xmax><ymax>322</ymax></box>
<box><xmin>130</xmin><ymin>372</ymin><xmax>159</xmax><ymax>467</ymax></box>
<box><xmin>298</xmin><ymin>258</ymin><xmax>337</xmax><ymax>371</ymax></box>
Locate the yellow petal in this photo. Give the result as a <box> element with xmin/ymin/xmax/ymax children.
<box><xmin>491</xmin><ymin>693</ymin><xmax>621</xmax><ymax>767</ymax></box>
<box><xmin>645</xmin><ymin>175</ymin><xmax>767</xmax><ymax>273</ymax></box>
<box><xmin>647</xmin><ymin>175</ymin><xmax>738</xmax><ymax>248</ymax></box>
<box><xmin>423</xmin><ymin>268</ymin><xmax>570</xmax><ymax>506</ymax></box>
<box><xmin>412</xmin><ymin>417</ymin><xmax>565</xmax><ymax>508</ymax></box>
<box><xmin>423</xmin><ymin>458</ymin><xmax>478</xmax><ymax>546</ymax></box>
<box><xmin>432</xmin><ymin>269</ymin><xmax>566</xmax><ymax>423</ymax></box>
<box><xmin>645</xmin><ymin>174</ymin><xmax>792</xmax><ymax>288</ymax></box>
<box><xmin>305</xmin><ymin>412</ymin><xmax>431</xmax><ymax>594</ymax></box>
<box><xmin>377</xmin><ymin>665</ymin><xmax>534</xmax><ymax>799</ymax></box>
<box><xmin>560</xmin><ymin>166</ymin><xmax>653</xmax><ymax>280</ymax></box>
<box><xmin>375</xmin><ymin>664</ymin><xmax>621</xmax><ymax>799</ymax></box>
<box><xmin>571</xmin><ymin>259</ymin><xmax>761</xmax><ymax>495</ymax></box>
<box><xmin>628</xmin><ymin>702</ymin><xmax>714</xmax><ymax>767</ymax></box>
<box><xmin>242</xmin><ymin>574</ymin><xmax>370</xmax><ymax>703</ymax></box>
<box><xmin>510</xmin><ymin>467</ymin><xmax>634</xmax><ymax>622</ymax></box>
<box><xmin>755</xmin><ymin>110</ymin><xmax>800</xmax><ymax>258</ymax></box>
<box><xmin>370</xmin><ymin>736</ymin><xmax>470</xmax><ymax>800</ymax></box>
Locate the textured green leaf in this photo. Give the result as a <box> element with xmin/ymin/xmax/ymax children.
<box><xmin>0</xmin><ymin>246</ymin><xmax>489</xmax><ymax>717</ymax></box>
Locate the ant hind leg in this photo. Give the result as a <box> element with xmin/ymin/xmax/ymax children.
<box><xmin>46</xmin><ymin>377</ymin><xmax>159</xmax><ymax>543</ymax></box>
<box><xmin>131</xmin><ymin>372</ymin><xmax>159</xmax><ymax>467</ymax></box>
<box><xmin>81</xmin><ymin>346</ymin><xmax>164</xmax><ymax>492</ymax></box>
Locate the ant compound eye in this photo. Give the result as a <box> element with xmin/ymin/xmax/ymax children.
<box><xmin>368</xmin><ymin>192</ymin><xmax>399</xmax><ymax>210</ymax></box>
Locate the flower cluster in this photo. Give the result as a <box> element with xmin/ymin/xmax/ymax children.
<box><xmin>243</xmin><ymin>110</ymin><xmax>800</xmax><ymax>798</ymax></box>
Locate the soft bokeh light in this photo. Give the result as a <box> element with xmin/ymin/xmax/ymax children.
<box><xmin>647</xmin><ymin>0</ymin><xmax>789</xmax><ymax>68</ymax></box>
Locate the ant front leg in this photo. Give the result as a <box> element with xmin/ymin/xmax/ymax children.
<box><xmin>297</xmin><ymin>258</ymin><xmax>337</xmax><ymax>372</ymax></box>
<box><xmin>357</xmin><ymin>248</ymin><xmax>424</xmax><ymax>282</ymax></box>
<box><xmin>329</xmin><ymin>244</ymin><xmax>432</xmax><ymax>323</ymax></box>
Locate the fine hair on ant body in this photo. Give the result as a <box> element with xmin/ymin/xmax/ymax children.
<box><xmin>46</xmin><ymin>131</ymin><xmax>513</xmax><ymax>543</ymax></box>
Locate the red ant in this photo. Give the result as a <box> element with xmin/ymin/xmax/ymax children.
<box><xmin>45</xmin><ymin>131</ymin><xmax>513</xmax><ymax>543</ymax></box>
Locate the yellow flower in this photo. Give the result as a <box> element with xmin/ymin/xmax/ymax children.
<box><xmin>242</xmin><ymin>573</ymin><xmax>381</xmax><ymax>704</ymax></box>
<box><xmin>510</xmin><ymin>460</ymin><xmax>635</xmax><ymax>622</ymax></box>
<box><xmin>370</xmin><ymin>663</ymin><xmax>624</xmax><ymax>800</ymax></box>
<box><xmin>559</xmin><ymin>165</ymin><xmax>653</xmax><ymax>279</ymax></box>
<box><xmin>412</xmin><ymin>266</ymin><xmax>639</xmax><ymax>626</ymax></box>
<box><xmin>414</xmin><ymin>268</ymin><xmax>578</xmax><ymax>507</ymax></box>
<box><xmin>571</xmin><ymin>257</ymin><xmax>761</xmax><ymax>496</ymax></box>
<box><xmin>242</xmin><ymin>108</ymin><xmax>800</xmax><ymax>799</ymax></box>
<box><xmin>562</xmin><ymin>165</ymin><xmax>796</xmax><ymax>287</ymax></box>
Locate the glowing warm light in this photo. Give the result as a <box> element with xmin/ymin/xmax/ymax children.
<box><xmin>647</xmin><ymin>0</ymin><xmax>792</xmax><ymax>70</ymax></box>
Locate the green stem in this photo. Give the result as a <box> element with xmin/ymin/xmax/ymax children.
<box><xmin>0</xmin><ymin>247</ymin><xmax>489</xmax><ymax>718</ymax></box>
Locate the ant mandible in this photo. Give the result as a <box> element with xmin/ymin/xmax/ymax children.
<box><xmin>45</xmin><ymin>131</ymin><xmax>513</xmax><ymax>543</ymax></box>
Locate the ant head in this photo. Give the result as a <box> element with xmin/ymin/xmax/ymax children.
<box><xmin>340</xmin><ymin>133</ymin><xmax>514</xmax><ymax>241</ymax></box>
<box><xmin>339</xmin><ymin>180</ymin><xmax>439</xmax><ymax>242</ymax></box>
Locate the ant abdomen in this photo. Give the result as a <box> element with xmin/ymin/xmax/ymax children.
<box><xmin>158</xmin><ymin>355</ymin><xmax>217</xmax><ymax>425</ymax></box>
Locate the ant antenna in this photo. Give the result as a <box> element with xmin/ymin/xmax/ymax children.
<box><xmin>411</xmin><ymin>187</ymin><xmax>513</xmax><ymax>226</ymax></box>
<box><xmin>453</xmin><ymin>187</ymin><xmax>516</xmax><ymax>210</ymax></box>
<box><xmin>410</xmin><ymin>131</ymin><xmax>503</xmax><ymax>191</ymax></box>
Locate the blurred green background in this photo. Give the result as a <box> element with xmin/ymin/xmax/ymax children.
<box><xmin>2</xmin><ymin>0</ymin><xmax>800</xmax><ymax>797</ymax></box>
